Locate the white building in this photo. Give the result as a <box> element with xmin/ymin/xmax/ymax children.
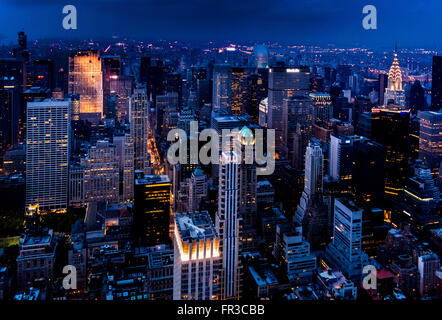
<box><xmin>418</xmin><ymin>252</ymin><xmax>440</xmax><ymax>297</ymax></box>
<box><xmin>173</xmin><ymin>211</ymin><xmax>220</xmax><ymax>300</ymax></box>
<box><xmin>216</xmin><ymin>152</ymin><xmax>242</xmax><ymax>299</ymax></box>
<box><xmin>26</xmin><ymin>99</ymin><xmax>70</xmax><ymax>211</ymax></box>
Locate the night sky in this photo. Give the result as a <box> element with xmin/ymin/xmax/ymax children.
<box><xmin>0</xmin><ymin>0</ymin><xmax>441</xmax><ymax>48</ymax></box>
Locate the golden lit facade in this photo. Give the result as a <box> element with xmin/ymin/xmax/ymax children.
<box><xmin>383</xmin><ymin>52</ymin><xmax>405</xmax><ymax>107</ymax></box>
<box><xmin>68</xmin><ymin>50</ymin><xmax>103</xmax><ymax>118</ymax></box>
<box><xmin>173</xmin><ymin>211</ymin><xmax>220</xmax><ymax>300</ymax></box>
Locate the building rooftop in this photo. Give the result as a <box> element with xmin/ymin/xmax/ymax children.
<box><xmin>135</xmin><ymin>174</ymin><xmax>170</xmax><ymax>186</ymax></box>
<box><xmin>175</xmin><ymin>211</ymin><xmax>218</xmax><ymax>242</ymax></box>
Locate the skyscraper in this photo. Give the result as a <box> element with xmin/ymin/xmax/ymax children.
<box><xmin>324</xmin><ymin>198</ymin><xmax>369</xmax><ymax>281</ymax></box>
<box><xmin>134</xmin><ymin>174</ymin><xmax>172</xmax><ymax>246</ymax></box>
<box><xmin>68</xmin><ymin>50</ymin><xmax>103</xmax><ymax>120</ymax></box>
<box><xmin>173</xmin><ymin>211</ymin><xmax>221</xmax><ymax>300</ymax></box>
<box><xmin>26</xmin><ymin>99</ymin><xmax>70</xmax><ymax>211</ymax></box>
<box><xmin>383</xmin><ymin>52</ymin><xmax>405</xmax><ymax>107</ymax></box>
<box><xmin>418</xmin><ymin>110</ymin><xmax>442</xmax><ymax>176</ymax></box>
<box><xmin>216</xmin><ymin>152</ymin><xmax>242</xmax><ymax>299</ymax></box>
<box><xmin>268</xmin><ymin>66</ymin><xmax>310</xmax><ymax>156</ymax></box>
<box><xmin>431</xmin><ymin>56</ymin><xmax>442</xmax><ymax>111</ymax></box>
<box><xmin>310</xmin><ymin>92</ymin><xmax>333</xmax><ymax>123</ymax></box>
<box><xmin>129</xmin><ymin>87</ymin><xmax>149</xmax><ymax>172</ymax></box>
<box><xmin>294</xmin><ymin>141</ymin><xmax>324</xmax><ymax>225</ymax></box>
<box><xmin>82</xmin><ymin>140</ymin><xmax>120</xmax><ymax>204</ymax></box>
<box><xmin>212</xmin><ymin>64</ymin><xmax>232</xmax><ymax>115</ymax></box>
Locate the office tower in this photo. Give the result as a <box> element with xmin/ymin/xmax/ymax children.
<box><xmin>378</xmin><ymin>74</ymin><xmax>388</xmax><ymax>107</ymax></box>
<box><xmin>268</xmin><ymin>66</ymin><xmax>310</xmax><ymax>155</ymax></box>
<box><xmin>173</xmin><ymin>211</ymin><xmax>221</xmax><ymax>300</ymax></box>
<box><xmin>188</xmin><ymin>168</ymin><xmax>208</xmax><ymax>212</ymax></box>
<box><xmin>82</xmin><ymin>140</ymin><xmax>120</xmax><ymax>203</ymax></box>
<box><xmin>431</xmin><ymin>56</ymin><xmax>442</xmax><ymax>111</ymax></box>
<box><xmin>273</xmin><ymin>224</ymin><xmax>316</xmax><ymax>284</ymax></box>
<box><xmin>239</xmin><ymin>156</ymin><xmax>258</xmax><ymax>249</ymax></box>
<box><xmin>258</xmin><ymin>98</ymin><xmax>268</xmax><ymax>128</ymax></box>
<box><xmin>140</xmin><ymin>57</ymin><xmax>168</xmax><ymax>103</ymax></box>
<box><xmin>371</xmin><ymin>107</ymin><xmax>411</xmax><ymax>202</ymax></box>
<box><xmin>129</xmin><ymin>87</ymin><xmax>149</xmax><ymax>172</ymax></box>
<box><xmin>324</xmin><ymin>198</ymin><xmax>369</xmax><ymax>281</ymax></box>
<box><xmin>294</xmin><ymin>141</ymin><xmax>324</xmax><ymax>225</ymax></box>
<box><xmin>216</xmin><ymin>152</ymin><xmax>242</xmax><ymax>299</ymax></box>
<box><xmin>303</xmin><ymin>141</ymin><xmax>324</xmax><ymax>197</ymax></box>
<box><xmin>419</xmin><ymin>110</ymin><xmax>442</xmax><ymax>176</ymax></box>
<box><xmin>68</xmin><ymin>50</ymin><xmax>103</xmax><ymax>120</ymax></box>
<box><xmin>26</xmin><ymin>99</ymin><xmax>70</xmax><ymax>211</ymax></box>
<box><xmin>310</xmin><ymin>92</ymin><xmax>333</xmax><ymax>123</ymax></box>
<box><xmin>69</xmin><ymin>94</ymin><xmax>80</xmax><ymax>121</ymax></box>
<box><xmin>383</xmin><ymin>52</ymin><xmax>405</xmax><ymax>107</ymax></box>
<box><xmin>155</xmin><ymin>92</ymin><xmax>179</xmax><ymax>135</ymax></box>
<box><xmin>231</xmin><ymin>67</ymin><xmax>254</xmax><ymax>116</ymax></box>
<box><xmin>284</xmin><ymin>95</ymin><xmax>313</xmax><ymax>168</ymax></box>
<box><xmin>103</xmin><ymin>61</ymin><xmax>133</xmax><ymax>121</ymax></box>
<box><xmin>166</xmin><ymin>72</ymin><xmax>182</xmax><ymax>104</ymax></box>
<box><xmin>418</xmin><ymin>252</ymin><xmax>440</xmax><ymax>297</ymax></box>
<box><xmin>196</xmin><ymin>78</ymin><xmax>212</xmax><ymax>109</ymax></box>
<box><xmin>410</xmin><ymin>80</ymin><xmax>426</xmax><ymax>114</ymax></box>
<box><xmin>392</xmin><ymin>162</ymin><xmax>440</xmax><ymax>235</ymax></box>
<box><xmin>253</xmin><ymin>45</ymin><xmax>268</xmax><ymax>68</ymax></box>
<box><xmin>328</xmin><ymin>135</ymin><xmax>362</xmax><ymax>195</ymax></box>
<box><xmin>352</xmin><ymin>137</ymin><xmax>386</xmax><ymax>209</ymax></box>
<box><xmin>134</xmin><ymin>174</ymin><xmax>172</xmax><ymax>246</ymax></box>
<box><xmin>114</xmin><ymin>133</ymin><xmax>134</xmax><ymax>202</ymax></box>
<box><xmin>0</xmin><ymin>58</ymin><xmax>24</xmax><ymax>157</ymax></box>
<box><xmin>212</xmin><ymin>64</ymin><xmax>232</xmax><ymax>114</ymax></box>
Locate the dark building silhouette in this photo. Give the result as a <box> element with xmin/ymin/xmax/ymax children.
<box><xmin>410</xmin><ymin>80</ymin><xmax>426</xmax><ymax>114</ymax></box>
<box><xmin>431</xmin><ymin>56</ymin><xmax>442</xmax><ymax>111</ymax></box>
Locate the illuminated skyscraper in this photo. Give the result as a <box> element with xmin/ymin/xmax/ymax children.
<box><xmin>418</xmin><ymin>110</ymin><xmax>442</xmax><ymax>176</ymax></box>
<box><xmin>129</xmin><ymin>87</ymin><xmax>149</xmax><ymax>172</ymax></box>
<box><xmin>212</xmin><ymin>64</ymin><xmax>232</xmax><ymax>114</ymax></box>
<box><xmin>26</xmin><ymin>99</ymin><xmax>70</xmax><ymax>211</ymax></box>
<box><xmin>68</xmin><ymin>50</ymin><xmax>103</xmax><ymax>120</ymax></box>
<box><xmin>310</xmin><ymin>92</ymin><xmax>333</xmax><ymax>123</ymax></box>
<box><xmin>268</xmin><ymin>66</ymin><xmax>310</xmax><ymax>156</ymax></box>
<box><xmin>134</xmin><ymin>174</ymin><xmax>172</xmax><ymax>246</ymax></box>
<box><xmin>114</xmin><ymin>132</ymin><xmax>135</xmax><ymax>202</ymax></box>
<box><xmin>383</xmin><ymin>52</ymin><xmax>405</xmax><ymax>107</ymax></box>
<box><xmin>173</xmin><ymin>211</ymin><xmax>221</xmax><ymax>300</ymax></box>
<box><xmin>216</xmin><ymin>152</ymin><xmax>242</xmax><ymax>299</ymax></box>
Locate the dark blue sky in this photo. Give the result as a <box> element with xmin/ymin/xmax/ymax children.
<box><xmin>0</xmin><ymin>0</ymin><xmax>441</xmax><ymax>48</ymax></box>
